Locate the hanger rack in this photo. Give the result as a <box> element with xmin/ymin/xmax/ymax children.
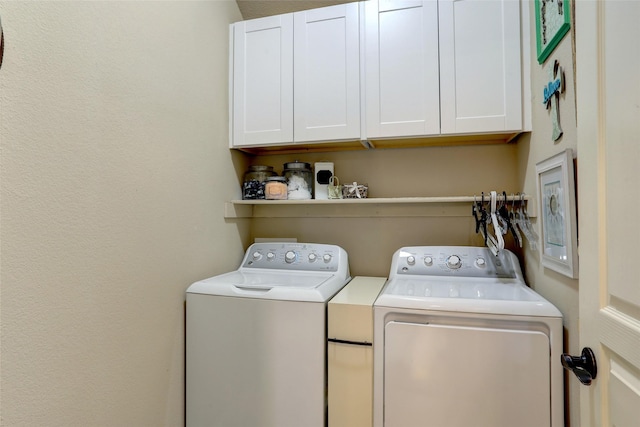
<box><xmin>473</xmin><ymin>192</ymin><xmax>538</xmax><ymax>255</ymax></box>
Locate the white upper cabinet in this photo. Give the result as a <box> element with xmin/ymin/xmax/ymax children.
<box><xmin>294</xmin><ymin>3</ymin><xmax>361</xmax><ymax>142</ymax></box>
<box><xmin>232</xmin><ymin>15</ymin><xmax>294</xmax><ymax>147</ymax></box>
<box><xmin>230</xmin><ymin>0</ymin><xmax>529</xmax><ymax>150</ymax></box>
<box><xmin>230</xmin><ymin>3</ymin><xmax>361</xmax><ymax>148</ymax></box>
<box><xmin>438</xmin><ymin>0</ymin><xmax>523</xmax><ymax>134</ymax></box>
<box><xmin>364</xmin><ymin>0</ymin><xmax>440</xmax><ymax>138</ymax></box>
<box><xmin>364</xmin><ymin>0</ymin><xmax>526</xmax><ymax>140</ymax></box>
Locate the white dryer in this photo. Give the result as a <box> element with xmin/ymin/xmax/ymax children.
<box><xmin>186</xmin><ymin>242</ymin><xmax>350</xmax><ymax>427</ymax></box>
<box><xmin>374</xmin><ymin>246</ymin><xmax>563</xmax><ymax>427</ymax></box>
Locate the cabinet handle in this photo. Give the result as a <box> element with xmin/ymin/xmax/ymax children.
<box><xmin>327</xmin><ymin>338</ymin><xmax>372</xmax><ymax>347</ymax></box>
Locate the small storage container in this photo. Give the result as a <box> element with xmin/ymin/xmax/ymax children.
<box><xmin>242</xmin><ymin>165</ymin><xmax>277</xmax><ymax>200</ymax></box>
<box><xmin>342</xmin><ymin>182</ymin><xmax>368</xmax><ymax>199</ymax></box>
<box><xmin>283</xmin><ymin>161</ymin><xmax>313</xmax><ymax>200</ymax></box>
<box><xmin>265</xmin><ymin>176</ymin><xmax>288</xmax><ymax>200</ymax></box>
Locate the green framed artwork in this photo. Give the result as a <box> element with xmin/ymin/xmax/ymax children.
<box><xmin>535</xmin><ymin>0</ymin><xmax>571</xmax><ymax>64</ymax></box>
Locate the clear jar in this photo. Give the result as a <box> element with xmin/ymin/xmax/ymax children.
<box><xmin>265</xmin><ymin>176</ymin><xmax>288</xmax><ymax>200</ymax></box>
<box><xmin>242</xmin><ymin>165</ymin><xmax>277</xmax><ymax>200</ymax></box>
<box><xmin>283</xmin><ymin>161</ymin><xmax>313</xmax><ymax>200</ymax></box>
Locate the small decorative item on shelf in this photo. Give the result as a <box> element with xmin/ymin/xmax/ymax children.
<box><xmin>342</xmin><ymin>182</ymin><xmax>368</xmax><ymax>199</ymax></box>
<box><xmin>327</xmin><ymin>176</ymin><xmax>342</xmax><ymax>199</ymax></box>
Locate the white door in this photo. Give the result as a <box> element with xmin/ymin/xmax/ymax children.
<box><xmin>231</xmin><ymin>14</ymin><xmax>294</xmax><ymax>147</ymax></box>
<box><xmin>364</xmin><ymin>0</ymin><xmax>440</xmax><ymax>139</ymax></box>
<box><xmin>438</xmin><ymin>0</ymin><xmax>522</xmax><ymax>134</ymax></box>
<box><xmin>575</xmin><ymin>1</ymin><xmax>640</xmax><ymax>425</ymax></box>
<box><xmin>293</xmin><ymin>3</ymin><xmax>361</xmax><ymax>143</ymax></box>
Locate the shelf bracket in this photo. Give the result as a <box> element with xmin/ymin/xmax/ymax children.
<box><xmin>225</xmin><ymin>202</ymin><xmax>253</xmax><ymax>219</ymax></box>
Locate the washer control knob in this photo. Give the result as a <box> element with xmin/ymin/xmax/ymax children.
<box><xmin>407</xmin><ymin>256</ymin><xmax>416</xmax><ymax>266</ymax></box>
<box><xmin>252</xmin><ymin>251</ymin><xmax>262</xmax><ymax>261</ymax></box>
<box><xmin>285</xmin><ymin>251</ymin><xmax>297</xmax><ymax>263</ymax></box>
<box><xmin>446</xmin><ymin>255</ymin><xmax>462</xmax><ymax>269</ymax></box>
<box><xmin>323</xmin><ymin>254</ymin><xmax>332</xmax><ymax>263</ymax></box>
<box><xmin>266</xmin><ymin>252</ymin><xmax>276</xmax><ymax>261</ymax></box>
<box><xmin>308</xmin><ymin>253</ymin><xmax>317</xmax><ymax>262</ymax></box>
<box><xmin>476</xmin><ymin>257</ymin><xmax>486</xmax><ymax>268</ymax></box>
<box><xmin>424</xmin><ymin>256</ymin><xmax>433</xmax><ymax>266</ymax></box>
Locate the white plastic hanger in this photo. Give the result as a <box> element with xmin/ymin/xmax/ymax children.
<box><xmin>489</xmin><ymin>191</ymin><xmax>505</xmax><ymax>254</ymax></box>
<box><xmin>515</xmin><ymin>193</ymin><xmax>539</xmax><ymax>250</ymax></box>
<box><xmin>510</xmin><ymin>195</ymin><xmax>523</xmax><ymax>248</ymax></box>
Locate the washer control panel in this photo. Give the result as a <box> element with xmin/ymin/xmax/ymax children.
<box><xmin>392</xmin><ymin>246</ymin><xmax>517</xmax><ymax>278</ymax></box>
<box><xmin>242</xmin><ymin>242</ymin><xmax>342</xmax><ymax>272</ymax></box>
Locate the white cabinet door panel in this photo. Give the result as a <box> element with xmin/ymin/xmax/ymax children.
<box><xmin>439</xmin><ymin>0</ymin><xmax>522</xmax><ymax>134</ymax></box>
<box><xmin>294</xmin><ymin>3</ymin><xmax>360</xmax><ymax>142</ymax></box>
<box><xmin>232</xmin><ymin>15</ymin><xmax>294</xmax><ymax>146</ymax></box>
<box><xmin>365</xmin><ymin>0</ymin><xmax>440</xmax><ymax>138</ymax></box>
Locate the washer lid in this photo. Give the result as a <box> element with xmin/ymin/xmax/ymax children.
<box><xmin>186</xmin><ymin>270</ymin><xmax>350</xmax><ymax>303</ymax></box>
<box><xmin>375</xmin><ymin>277</ymin><xmax>562</xmax><ymax>317</ymax></box>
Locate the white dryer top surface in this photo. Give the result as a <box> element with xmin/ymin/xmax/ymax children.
<box><xmin>376</xmin><ymin>277</ymin><xmax>561</xmax><ymax>317</ymax></box>
<box><xmin>375</xmin><ymin>246</ymin><xmax>562</xmax><ymax>317</ymax></box>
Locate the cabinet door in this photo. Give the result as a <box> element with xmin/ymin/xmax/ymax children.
<box><xmin>439</xmin><ymin>0</ymin><xmax>522</xmax><ymax>134</ymax></box>
<box><xmin>364</xmin><ymin>0</ymin><xmax>440</xmax><ymax>139</ymax></box>
<box><xmin>293</xmin><ymin>3</ymin><xmax>361</xmax><ymax>143</ymax></box>
<box><xmin>232</xmin><ymin>15</ymin><xmax>294</xmax><ymax>147</ymax></box>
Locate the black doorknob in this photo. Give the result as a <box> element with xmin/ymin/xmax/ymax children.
<box><xmin>561</xmin><ymin>347</ymin><xmax>598</xmax><ymax>386</ymax></box>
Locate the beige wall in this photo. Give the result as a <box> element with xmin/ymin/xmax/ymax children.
<box><xmin>249</xmin><ymin>144</ymin><xmax>521</xmax><ymax>277</ymax></box>
<box><xmin>0</xmin><ymin>1</ymin><xmax>246</xmax><ymax>425</ymax></box>
<box><xmin>517</xmin><ymin>3</ymin><xmax>580</xmax><ymax>425</ymax></box>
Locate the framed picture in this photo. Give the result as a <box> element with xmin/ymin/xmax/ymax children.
<box><xmin>536</xmin><ymin>149</ymin><xmax>578</xmax><ymax>278</ymax></box>
<box><xmin>535</xmin><ymin>0</ymin><xmax>571</xmax><ymax>64</ymax></box>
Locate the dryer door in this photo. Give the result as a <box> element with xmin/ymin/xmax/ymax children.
<box><xmin>384</xmin><ymin>321</ymin><xmax>551</xmax><ymax>427</ymax></box>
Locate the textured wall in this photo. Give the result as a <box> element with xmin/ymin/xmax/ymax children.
<box><xmin>517</xmin><ymin>2</ymin><xmax>580</xmax><ymax>425</ymax></box>
<box><xmin>250</xmin><ymin>143</ymin><xmax>521</xmax><ymax>278</ymax></box>
<box><xmin>236</xmin><ymin>0</ymin><xmax>353</xmax><ymax>20</ymax></box>
<box><xmin>0</xmin><ymin>1</ymin><xmax>246</xmax><ymax>425</ymax></box>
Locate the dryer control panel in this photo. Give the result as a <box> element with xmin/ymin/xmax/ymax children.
<box><xmin>241</xmin><ymin>242</ymin><xmax>345</xmax><ymax>272</ymax></box>
<box><xmin>391</xmin><ymin>246</ymin><xmax>519</xmax><ymax>279</ymax></box>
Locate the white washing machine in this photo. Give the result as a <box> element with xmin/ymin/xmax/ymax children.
<box><xmin>186</xmin><ymin>242</ymin><xmax>350</xmax><ymax>427</ymax></box>
<box><xmin>373</xmin><ymin>246</ymin><xmax>564</xmax><ymax>427</ymax></box>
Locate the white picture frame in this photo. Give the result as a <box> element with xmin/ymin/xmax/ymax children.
<box><xmin>536</xmin><ymin>148</ymin><xmax>578</xmax><ymax>279</ymax></box>
<box><xmin>536</xmin><ymin>149</ymin><xmax>578</xmax><ymax>278</ymax></box>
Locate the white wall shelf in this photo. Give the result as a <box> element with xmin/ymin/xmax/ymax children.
<box><xmin>225</xmin><ymin>196</ymin><xmax>534</xmax><ymax>219</ymax></box>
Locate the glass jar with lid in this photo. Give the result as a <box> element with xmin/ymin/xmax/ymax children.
<box><xmin>242</xmin><ymin>165</ymin><xmax>277</xmax><ymax>200</ymax></box>
<box><xmin>265</xmin><ymin>176</ymin><xmax>288</xmax><ymax>200</ymax></box>
<box><xmin>283</xmin><ymin>161</ymin><xmax>313</xmax><ymax>200</ymax></box>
